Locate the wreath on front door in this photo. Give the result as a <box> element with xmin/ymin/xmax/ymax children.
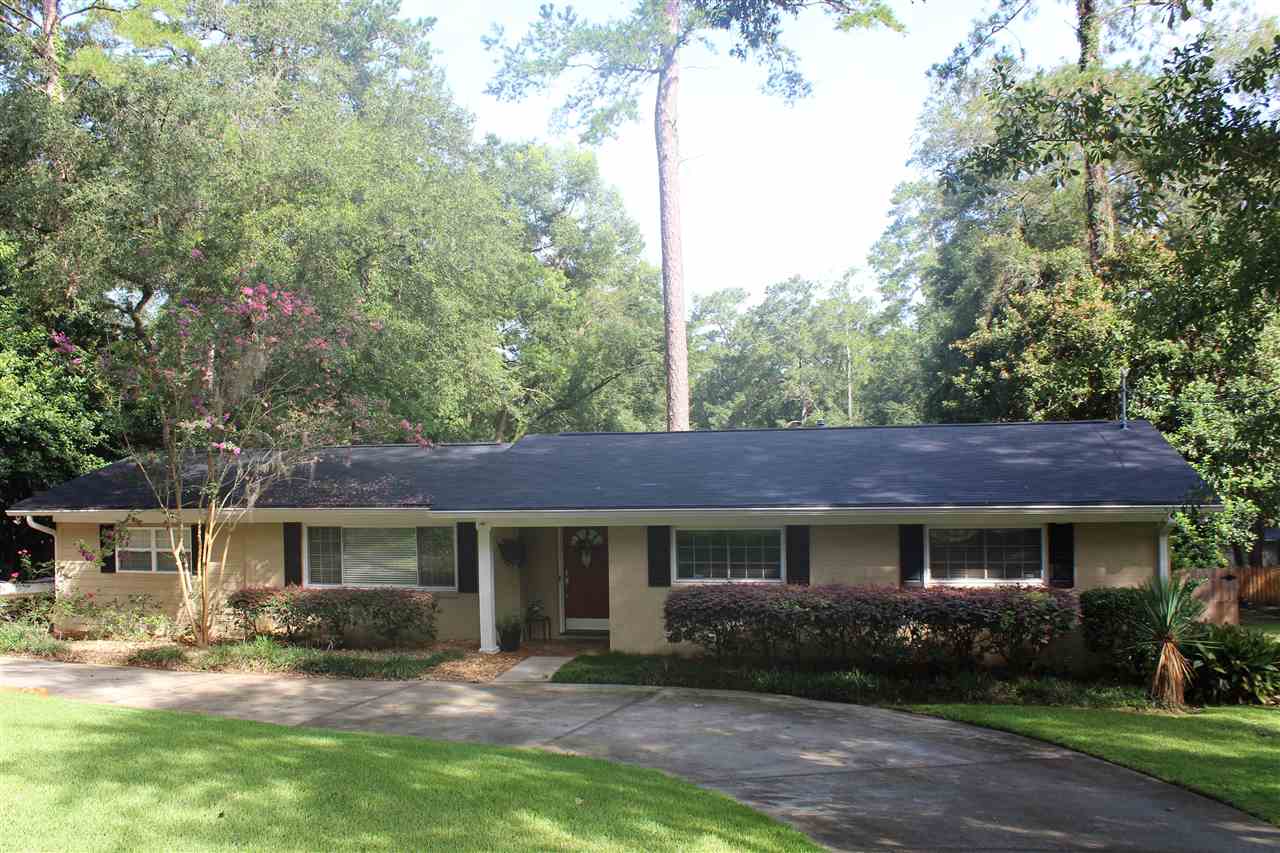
<box><xmin>569</xmin><ymin>528</ymin><xmax>603</xmax><ymax>568</ymax></box>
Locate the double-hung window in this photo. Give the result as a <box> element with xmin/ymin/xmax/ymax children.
<box><xmin>305</xmin><ymin>526</ymin><xmax>456</xmax><ymax>590</ymax></box>
<box><xmin>928</xmin><ymin>527</ymin><xmax>1044</xmax><ymax>582</ymax></box>
<box><xmin>117</xmin><ymin>527</ymin><xmax>192</xmax><ymax>573</ymax></box>
<box><xmin>674</xmin><ymin>529</ymin><xmax>784</xmax><ymax>582</ymax></box>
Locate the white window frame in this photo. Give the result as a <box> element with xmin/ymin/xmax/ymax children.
<box><xmin>115</xmin><ymin>526</ymin><xmax>191</xmax><ymax>574</ymax></box>
<box><xmin>671</xmin><ymin>526</ymin><xmax>787</xmax><ymax>584</ymax></box>
<box><xmin>302</xmin><ymin>524</ymin><xmax>458</xmax><ymax>592</ymax></box>
<box><xmin>923</xmin><ymin>524</ymin><xmax>1048</xmax><ymax>587</ymax></box>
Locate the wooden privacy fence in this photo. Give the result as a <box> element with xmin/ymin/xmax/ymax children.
<box><xmin>1236</xmin><ymin>566</ymin><xmax>1280</xmax><ymax>606</ymax></box>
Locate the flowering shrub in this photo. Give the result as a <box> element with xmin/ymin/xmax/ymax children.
<box><xmin>226</xmin><ymin>586</ymin><xmax>438</xmax><ymax>649</ymax></box>
<box><xmin>6</xmin><ymin>549</ymin><xmax>54</xmax><ymax>584</ymax></box>
<box><xmin>664</xmin><ymin>584</ymin><xmax>1079</xmax><ymax>672</ymax></box>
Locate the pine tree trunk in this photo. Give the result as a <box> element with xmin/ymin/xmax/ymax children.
<box><xmin>656</xmin><ymin>0</ymin><xmax>690</xmax><ymax>431</ymax></box>
<box><xmin>39</xmin><ymin>0</ymin><xmax>62</xmax><ymax>101</ymax></box>
<box><xmin>1076</xmin><ymin>0</ymin><xmax>1113</xmax><ymax>271</ymax></box>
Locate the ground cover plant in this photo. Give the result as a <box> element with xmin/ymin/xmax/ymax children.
<box><xmin>911</xmin><ymin>704</ymin><xmax>1280</xmax><ymax>828</ymax></box>
<box><xmin>552</xmin><ymin>652</ymin><xmax>1148</xmax><ymax>709</ymax></box>
<box><xmin>0</xmin><ymin>692</ymin><xmax>817</xmax><ymax>853</ymax></box>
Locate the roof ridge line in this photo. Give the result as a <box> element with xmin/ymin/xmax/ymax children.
<box><xmin>550</xmin><ymin>419</ymin><xmax>1139</xmax><ymax>438</ymax></box>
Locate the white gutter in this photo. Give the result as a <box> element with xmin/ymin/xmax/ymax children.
<box><xmin>9</xmin><ymin>504</ymin><xmax>1219</xmax><ymax>527</ymax></box>
<box><xmin>24</xmin><ymin>515</ymin><xmax>56</xmax><ymax>537</ymax></box>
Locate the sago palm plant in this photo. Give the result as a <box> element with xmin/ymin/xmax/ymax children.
<box><xmin>1130</xmin><ymin>576</ymin><xmax>1206</xmax><ymax>708</ymax></box>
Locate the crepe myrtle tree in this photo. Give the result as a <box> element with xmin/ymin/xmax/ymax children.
<box><xmin>56</xmin><ymin>272</ymin><xmax>395</xmax><ymax>645</ymax></box>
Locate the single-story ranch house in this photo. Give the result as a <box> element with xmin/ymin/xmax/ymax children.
<box><xmin>9</xmin><ymin>420</ymin><xmax>1214</xmax><ymax>653</ymax></box>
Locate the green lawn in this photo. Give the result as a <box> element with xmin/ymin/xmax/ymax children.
<box><xmin>911</xmin><ymin>704</ymin><xmax>1280</xmax><ymax>826</ymax></box>
<box><xmin>0</xmin><ymin>692</ymin><xmax>816</xmax><ymax>853</ymax></box>
<box><xmin>1241</xmin><ymin>608</ymin><xmax>1280</xmax><ymax>639</ymax></box>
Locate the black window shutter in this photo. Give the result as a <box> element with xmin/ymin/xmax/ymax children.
<box><xmin>899</xmin><ymin>524</ymin><xmax>924</xmax><ymax>585</ymax></box>
<box><xmin>99</xmin><ymin>524</ymin><xmax>116</xmax><ymax>573</ymax></box>
<box><xmin>456</xmin><ymin>522</ymin><xmax>479</xmax><ymax>594</ymax></box>
<box><xmin>283</xmin><ymin>523</ymin><xmax>303</xmax><ymax>586</ymax></box>
<box><xmin>1048</xmin><ymin>523</ymin><xmax>1075</xmax><ymax>588</ymax></box>
<box><xmin>190</xmin><ymin>524</ymin><xmax>203</xmax><ymax>574</ymax></box>
<box><xmin>647</xmin><ymin>526</ymin><xmax>671</xmax><ymax>587</ymax></box>
<box><xmin>785</xmin><ymin>525</ymin><xmax>810</xmax><ymax>585</ymax></box>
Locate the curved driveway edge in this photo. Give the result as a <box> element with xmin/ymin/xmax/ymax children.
<box><xmin>2</xmin><ymin>656</ymin><xmax>1277</xmax><ymax>852</ymax></box>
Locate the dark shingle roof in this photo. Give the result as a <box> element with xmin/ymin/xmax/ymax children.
<box><xmin>8</xmin><ymin>444</ymin><xmax>508</xmax><ymax>512</ymax></box>
<box><xmin>9</xmin><ymin>420</ymin><xmax>1212</xmax><ymax>513</ymax></box>
<box><xmin>435</xmin><ymin>420</ymin><xmax>1211</xmax><ymax>511</ymax></box>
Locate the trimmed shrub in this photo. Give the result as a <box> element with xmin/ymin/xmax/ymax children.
<box><xmin>663</xmin><ymin>583</ymin><xmax>1079</xmax><ymax>672</ymax></box>
<box><xmin>1080</xmin><ymin>587</ymin><xmax>1154</xmax><ymax>679</ymax></box>
<box><xmin>226</xmin><ymin>586</ymin><xmax>438</xmax><ymax>649</ymax></box>
<box><xmin>1188</xmin><ymin>625</ymin><xmax>1280</xmax><ymax>705</ymax></box>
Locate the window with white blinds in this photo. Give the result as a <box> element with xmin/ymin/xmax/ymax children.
<box><xmin>305</xmin><ymin>526</ymin><xmax>456</xmax><ymax>590</ymax></box>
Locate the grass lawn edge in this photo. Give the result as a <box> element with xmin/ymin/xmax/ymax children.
<box><xmin>904</xmin><ymin>703</ymin><xmax>1280</xmax><ymax>829</ymax></box>
<box><xmin>0</xmin><ymin>690</ymin><xmax>819</xmax><ymax>852</ymax></box>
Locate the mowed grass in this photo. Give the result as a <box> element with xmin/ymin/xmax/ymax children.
<box><xmin>912</xmin><ymin>704</ymin><xmax>1280</xmax><ymax>827</ymax></box>
<box><xmin>1241</xmin><ymin>607</ymin><xmax>1280</xmax><ymax>639</ymax></box>
<box><xmin>0</xmin><ymin>692</ymin><xmax>816</xmax><ymax>853</ymax></box>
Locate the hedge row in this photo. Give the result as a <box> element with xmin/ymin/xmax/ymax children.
<box><xmin>226</xmin><ymin>586</ymin><xmax>438</xmax><ymax>649</ymax></box>
<box><xmin>663</xmin><ymin>584</ymin><xmax>1079</xmax><ymax>672</ymax></box>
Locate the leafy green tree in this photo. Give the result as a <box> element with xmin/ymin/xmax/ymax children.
<box><xmin>902</xmin><ymin>20</ymin><xmax>1280</xmax><ymax>563</ymax></box>
<box><xmin>689</xmin><ymin>276</ymin><xmax>923</xmax><ymax>428</ymax></box>
<box><xmin>480</xmin><ymin>142</ymin><xmax>665</xmax><ymax>439</ymax></box>
<box><xmin>487</xmin><ymin>0</ymin><xmax>903</xmax><ymax>431</ymax></box>
<box><xmin>0</xmin><ymin>273</ymin><xmax>111</xmax><ymax>569</ymax></box>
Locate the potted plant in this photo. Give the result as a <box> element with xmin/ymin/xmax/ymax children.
<box><xmin>497</xmin><ymin>613</ymin><xmax>523</xmax><ymax>652</ymax></box>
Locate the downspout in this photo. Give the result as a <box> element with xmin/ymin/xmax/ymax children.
<box><xmin>24</xmin><ymin>515</ymin><xmax>56</xmax><ymax>538</ymax></box>
<box><xmin>1157</xmin><ymin>517</ymin><xmax>1173</xmax><ymax>582</ymax></box>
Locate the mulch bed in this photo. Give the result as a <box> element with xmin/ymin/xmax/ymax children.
<box><xmin>45</xmin><ymin>637</ymin><xmax>607</xmax><ymax>682</ymax></box>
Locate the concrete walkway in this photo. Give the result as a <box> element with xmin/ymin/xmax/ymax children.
<box><xmin>2</xmin><ymin>656</ymin><xmax>1276</xmax><ymax>852</ymax></box>
<box><xmin>492</xmin><ymin>655</ymin><xmax>575</xmax><ymax>683</ymax></box>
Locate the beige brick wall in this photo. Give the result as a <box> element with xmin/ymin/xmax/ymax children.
<box><xmin>52</xmin><ymin>518</ymin><xmax>1162</xmax><ymax>647</ymax></box>
<box><xmin>521</xmin><ymin>527</ymin><xmax>562</xmax><ymax>638</ymax></box>
<box><xmin>811</xmin><ymin>525</ymin><xmax>899</xmax><ymax>586</ymax></box>
<box><xmin>54</xmin><ymin>522</ymin><xmax>284</xmax><ymax>628</ymax></box>
<box><xmin>607</xmin><ymin>526</ymin><xmax>681</xmax><ymax>654</ymax></box>
<box><xmin>1074</xmin><ymin>522</ymin><xmax>1159</xmax><ymax>590</ymax></box>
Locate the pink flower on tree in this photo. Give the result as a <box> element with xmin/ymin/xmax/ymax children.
<box><xmin>51</xmin><ymin>331</ymin><xmax>76</xmax><ymax>355</ymax></box>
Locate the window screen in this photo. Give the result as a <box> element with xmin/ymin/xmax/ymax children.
<box><xmin>675</xmin><ymin>529</ymin><xmax>783</xmax><ymax>581</ymax></box>
<box><xmin>118</xmin><ymin>527</ymin><xmax>191</xmax><ymax>573</ymax></box>
<box><xmin>306</xmin><ymin>527</ymin><xmax>343</xmax><ymax>585</ymax></box>
<box><xmin>417</xmin><ymin>527</ymin><xmax>455</xmax><ymax>588</ymax></box>
<box><xmin>306</xmin><ymin>526</ymin><xmax>456</xmax><ymax>588</ymax></box>
<box><xmin>929</xmin><ymin>528</ymin><xmax>1043</xmax><ymax>581</ymax></box>
<box><xmin>341</xmin><ymin>528</ymin><xmax>417</xmax><ymax>587</ymax></box>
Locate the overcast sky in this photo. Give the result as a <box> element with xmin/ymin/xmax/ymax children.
<box><xmin>406</xmin><ymin>1</ymin><xmax>1265</xmax><ymax>302</ymax></box>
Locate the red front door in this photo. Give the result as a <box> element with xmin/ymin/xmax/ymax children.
<box><xmin>564</xmin><ymin>527</ymin><xmax>609</xmax><ymax>628</ymax></box>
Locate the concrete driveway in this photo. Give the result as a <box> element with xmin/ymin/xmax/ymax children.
<box><xmin>2</xmin><ymin>656</ymin><xmax>1276</xmax><ymax>852</ymax></box>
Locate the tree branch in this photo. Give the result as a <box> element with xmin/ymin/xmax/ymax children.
<box><xmin>0</xmin><ymin>0</ymin><xmax>40</xmax><ymax>29</ymax></box>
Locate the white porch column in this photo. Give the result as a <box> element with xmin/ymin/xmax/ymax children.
<box><xmin>478</xmin><ymin>523</ymin><xmax>499</xmax><ymax>654</ymax></box>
